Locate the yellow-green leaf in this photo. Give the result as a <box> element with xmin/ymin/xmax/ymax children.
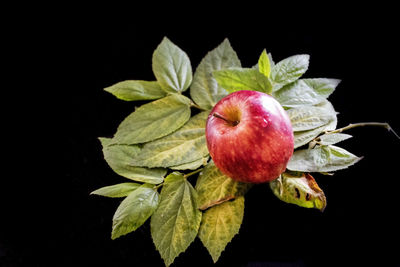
<box><xmin>270</xmin><ymin>172</ymin><xmax>326</xmax><ymax>211</ymax></box>
<box><xmin>258</xmin><ymin>49</ymin><xmax>271</xmax><ymax>77</ymax></box>
<box><xmin>195</xmin><ymin>161</ymin><xmax>252</xmax><ymax>210</ymax></box>
<box><xmin>152</xmin><ymin>37</ymin><xmax>192</xmax><ymax>93</ymax></box>
<box><xmin>131</xmin><ymin>111</ymin><xmax>209</xmax><ymax>168</ymax></box>
<box><xmin>90</xmin><ymin>182</ymin><xmax>141</xmax><ymax>198</ymax></box>
<box><xmin>170</xmin><ymin>156</ymin><xmax>209</xmax><ymax>170</ymax></box>
<box><xmin>198</xmin><ymin>197</ymin><xmax>244</xmax><ymax>263</ymax></box>
<box><xmin>99</xmin><ymin>138</ymin><xmax>166</xmax><ymax>184</ymax></box>
<box><xmin>112</xmin><ymin>184</ymin><xmax>159</xmax><ymax>239</ymax></box>
<box><xmin>104</xmin><ymin>80</ymin><xmax>166</xmax><ymax>101</ymax></box>
<box><xmin>112</xmin><ymin>94</ymin><xmax>191</xmax><ymax>144</ymax></box>
<box><xmin>190</xmin><ymin>38</ymin><xmax>241</xmax><ymax>110</ymax></box>
<box><xmin>150</xmin><ymin>172</ymin><xmax>202</xmax><ymax>266</ymax></box>
<box><xmin>213</xmin><ymin>67</ymin><xmax>272</xmax><ymax>94</ymax></box>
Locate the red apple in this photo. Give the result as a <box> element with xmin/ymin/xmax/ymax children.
<box><xmin>205</xmin><ymin>90</ymin><xmax>294</xmax><ymax>183</ymax></box>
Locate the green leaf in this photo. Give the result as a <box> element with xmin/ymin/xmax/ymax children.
<box><xmin>273</xmin><ymin>79</ymin><xmax>340</xmax><ymax>108</ymax></box>
<box><xmin>190</xmin><ymin>38</ymin><xmax>241</xmax><ymax>110</ymax></box>
<box><xmin>152</xmin><ymin>37</ymin><xmax>192</xmax><ymax>93</ymax></box>
<box><xmin>254</xmin><ymin>53</ymin><xmax>274</xmax><ymax>70</ymax></box>
<box><xmin>287</xmin><ymin>145</ymin><xmax>362</xmax><ymax>173</ymax></box>
<box><xmin>318</xmin><ymin>133</ymin><xmax>352</xmax><ymax>145</ymax></box>
<box><xmin>90</xmin><ymin>182</ymin><xmax>141</xmax><ymax>198</ymax></box>
<box><xmin>170</xmin><ymin>156</ymin><xmax>209</xmax><ymax>170</ymax></box>
<box><xmin>316</xmin><ymin>100</ymin><xmax>337</xmax><ymax>130</ymax></box>
<box><xmin>270</xmin><ymin>54</ymin><xmax>310</xmax><ymax>91</ymax></box>
<box><xmin>293</xmin><ymin>126</ymin><xmax>328</xmax><ymax>149</ymax></box>
<box><xmin>112</xmin><ymin>94</ymin><xmax>191</xmax><ymax>144</ymax></box>
<box><xmin>290</xmin><ymin>146</ymin><xmax>331</xmax><ymax>172</ymax></box>
<box><xmin>213</xmin><ymin>68</ymin><xmax>272</xmax><ymax>94</ymax></box>
<box><xmin>151</xmin><ymin>172</ymin><xmax>202</xmax><ymax>266</ymax></box>
<box><xmin>302</xmin><ymin>78</ymin><xmax>341</xmax><ymax>98</ymax></box>
<box><xmin>273</xmin><ymin>80</ymin><xmax>326</xmax><ymax>108</ymax></box>
<box><xmin>287</xmin><ymin>105</ymin><xmax>337</xmax><ymax>132</ymax></box>
<box><xmin>130</xmin><ymin>111</ymin><xmax>209</xmax><ymax>168</ymax></box>
<box><xmin>314</xmin><ymin>100</ymin><xmax>338</xmax><ymax>131</ymax></box>
<box><xmin>198</xmin><ymin>197</ymin><xmax>244</xmax><ymax>263</ymax></box>
<box><xmin>270</xmin><ymin>172</ymin><xmax>326</xmax><ymax>211</ymax></box>
<box><xmin>293</xmin><ymin>100</ymin><xmax>338</xmax><ymax>148</ymax></box>
<box><xmin>99</xmin><ymin>138</ymin><xmax>167</xmax><ymax>184</ymax></box>
<box><xmin>195</xmin><ymin>161</ymin><xmax>252</xmax><ymax>210</ymax></box>
<box><xmin>112</xmin><ymin>183</ymin><xmax>159</xmax><ymax>240</ymax></box>
<box><xmin>258</xmin><ymin>49</ymin><xmax>271</xmax><ymax>77</ymax></box>
<box><xmin>268</xmin><ymin>52</ymin><xmax>275</xmax><ymax>68</ymax></box>
<box><xmin>104</xmin><ymin>80</ymin><xmax>166</xmax><ymax>101</ymax></box>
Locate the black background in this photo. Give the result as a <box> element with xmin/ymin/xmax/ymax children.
<box><xmin>2</xmin><ymin>5</ymin><xmax>400</xmax><ymax>267</ymax></box>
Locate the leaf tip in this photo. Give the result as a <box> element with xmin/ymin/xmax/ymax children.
<box><xmin>317</xmin><ymin>194</ymin><xmax>327</xmax><ymax>212</ymax></box>
<box><xmin>103</xmin><ymin>85</ymin><xmax>112</xmax><ymax>93</ymax></box>
<box><xmin>97</xmin><ymin>136</ymin><xmax>107</xmax><ymax>142</ymax></box>
<box><xmin>158</xmin><ymin>36</ymin><xmax>172</xmax><ymax>46</ymax></box>
<box><xmin>98</xmin><ymin>137</ymin><xmax>112</xmax><ymax>148</ymax></box>
<box><xmin>211</xmin><ymin>253</ymin><xmax>222</xmax><ymax>263</ymax></box>
<box><xmin>319</xmin><ymin>203</ymin><xmax>327</xmax><ymax>212</ymax></box>
<box><xmin>111</xmin><ymin>231</ymin><xmax>118</xmax><ymax>240</ymax></box>
<box><xmin>261</xmin><ymin>48</ymin><xmax>268</xmax><ymax>55</ymax></box>
<box><xmin>222</xmin><ymin>37</ymin><xmax>231</xmax><ymax>44</ymax></box>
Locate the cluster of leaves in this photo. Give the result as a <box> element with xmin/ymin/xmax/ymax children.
<box><xmin>91</xmin><ymin>37</ymin><xmax>361</xmax><ymax>266</ymax></box>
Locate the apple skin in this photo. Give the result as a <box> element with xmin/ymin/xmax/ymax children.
<box><xmin>205</xmin><ymin>90</ymin><xmax>294</xmax><ymax>183</ymax></box>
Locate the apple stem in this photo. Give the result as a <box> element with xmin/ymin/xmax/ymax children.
<box><xmin>212</xmin><ymin>112</ymin><xmax>239</xmax><ymax>126</ymax></box>
<box><xmin>325</xmin><ymin>122</ymin><xmax>400</xmax><ymax>139</ymax></box>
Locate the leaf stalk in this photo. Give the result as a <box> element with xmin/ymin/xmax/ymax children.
<box><xmin>190</xmin><ymin>101</ymin><xmax>208</xmax><ymax>111</ymax></box>
<box><xmin>153</xmin><ymin>183</ymin><xmax>164</xmax><ymax>190</ymax></box>
<box><xmin>184</xmin><ymin>168</ymin><xmax>203</xmax><ymax>179</ymax></box>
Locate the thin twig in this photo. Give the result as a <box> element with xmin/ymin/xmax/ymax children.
<box><xmin>325</xmin><ymin>122</ymin><xmax>400</xmax><ymax>139</ymax></box>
